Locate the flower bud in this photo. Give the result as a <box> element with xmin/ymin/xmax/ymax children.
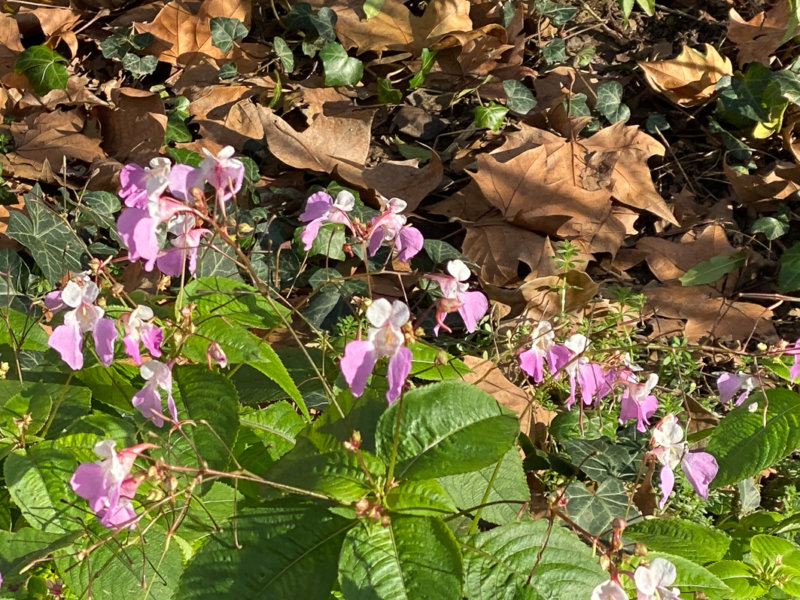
<box><xmin>206</xmin><ymin>342</ymin><xmax>227</xmax><ymax>369</ymax></box>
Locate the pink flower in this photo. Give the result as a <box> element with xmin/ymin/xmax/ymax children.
<box><xmin>519</xmin><ymin>320</ymin><xmax>571</xmax><ymax>383</ymax></box>
<box><xmin>47</xmin><ymin>274</ymin><xmax>117</xmax><ymax>370</ymax></box>
<box><xmin>131</xmin><ymin>360</ymin><xmax>176</xmax><ymax>427</ymax></box>
<box><xmin>119</xmin><ymin>157</ymin><xmax>172</xmax><ymax>209</ymax></box>
<box><xmin>633</xmin><ymin>557</ymin><xmax>680</xmax><ymax>600</ymax></box>
<box><xmin>70</xmin><ymin>439</ymin><xmax>155</xmax><ymax>529</ymax></box>
<box><xmin>652</xmin><ymin>414</ymin><xmax>718</xmax><ymax>508</ymax></box>
<box><xmin>427</xmin><ymin>259</ymin><xmax>488</xmax><ymax>335</ymax></box>
<box><xmin>561</xmin><ymin>334</ymin><xmax>614</xmax><ymax>409</ymax></box>
<box><xmin>299</xmin><ymin>190</ymin><xmax>355</xmax><ymax>251</ymax></box>
<box><xmin>117</xmin><ymin>197</ymin><xmax>189</xmax><ymax>272</ymax></box>
<box><xmin>591</xmin><ymin>580</ymin><xmax>628</xmax><ymax>600</ymax></box>
<box><xmin>155</xmin><ymin>214</ymin><xmax>211</xmax><ymax>276</ymax></box>
<box><xmin>716</xmin><ymin>371</ymin><xmax>756</xmax><ymax>406</ymax></box>
<box><xmin>619</xmin><ymin>372</ymin><xmax>659</xmax><ymax>433</ymax></box>
<box><xmin>340</xmin><ymin>298</ymin><xmax>412</xmax><ymax>404</ymax></box>
<box><xmin>196</xmin><ymin>146</ymin><xmax>244</xmax><ymax>203</ymax></box>
<box><xmin>367</xmin><ymin>197</ymin><xmax>424</xmax><ymax>262</ymax></box>
<box><xmin>121</xmin><ymin>305</ymin><xmax>163</xmax><ymax>365</ymax></box>
<box><xmin>206</xmin><ymin>342</ymin><xmax>227</xmax><ymax>369</ymax></box>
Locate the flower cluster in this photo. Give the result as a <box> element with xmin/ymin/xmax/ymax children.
<box><xmin>592</xmin><ymin>557</ymin><xmax>680</xmax><ymax>600</ymax></box>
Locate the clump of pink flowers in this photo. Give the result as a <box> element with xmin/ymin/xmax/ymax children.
<box><xmin>427</xmin><ymin>259</ymin><xmax>488</xmax><ymax>335</ymax></box>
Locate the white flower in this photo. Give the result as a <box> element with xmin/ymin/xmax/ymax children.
<box><xmin>634</xmin><ymin>557</ymin><xmax>680</xmax><ymax>600</ymax></box>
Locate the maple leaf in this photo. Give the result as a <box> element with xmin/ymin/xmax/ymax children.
<box><xmin>307</xmin><ymin>0</ymin><xmax>472</xmax><ymax>56</ymax></box>
<box><xmin>638</xmin><ymin>44</ymin><xmax>732</xmax><ymax>107</ymax></box>
<box><xmin>95</xmin><ymin>88</ymin><xmax>167</xmax><ymax>163</ymax></box>
<box><xmin>11</xmin><ymin>110</ymin><xmax>104</xmax><ymax>167</ymax></box>
<box><xmin>724</xmin><ymin>162</ymin><xmax>800</xmax><ymax>206</ymax></box>
<box><xmin>728</xmin><ymin>3</ymin><xmax>799</xmax><ymax>67</ymax></box>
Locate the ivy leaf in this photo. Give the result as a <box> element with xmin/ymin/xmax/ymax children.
<box><xmin>542</xmin><ymin>38</ymin><xmax>566</xmax><ymax>64</ymax></box>
<box><xmin>680</xmin><ymin>252</ymin><xmax>745</xmax><ymax>286</ymax></box>
<box><xmin>534</xmin><ymin>0</ymin><xmax>577</xmax><ymax>26</ymax></box>
<box><xmin>779</xmin><ymin>243</ymin><xmax>800</xmax><ymax>292</ymax></box>
<box><xmin>752</xmin><ymin>213</ymin><xmax>790</xmax><ymax>240</ymax></box>
<box><xmin>209</xmin><ymin>17</ymin><xmax>248</xmax><ymax>53</ymax></box>
<box><xmin>339</xmin><ymin>516</ymin><xmax>462</xmax><ymax>600</ymax></box>
<box><xmin>375</xmin><ymin>381</ymin><xmax>519</xmax><ymax>480</ymax></box>
<box><xmin>566</xmin><ymin>478</ymin><xmax>638</xmax><ymax>536</ymax></box>
<box><xmin>320</xmin><ymin>42</ymin><xmax>363</xmax><ymax>87</ymax></box>
<box><xmin>502</xmin><ymin>80</ymin><xmax>537</xmax><ymax>115</ymax></box>
<box><xmin>363</xmin><ymin>0</ymin><xmax>385</xmax><ymax>19</ymax></box>
<box><xmin>377</xmin><ymin>77</ymin><xmax>402</xmax><ymax>104</ymax></box>
<box><xmin>595</xmin><ymin>81</ymin><xmax>630</xmax><ymax>123</ymax></box>
<box><xmin>273</xmin><ymin>36</ymin><xmax>294</xmax><ymax>72</ymax></box>
<box><xmin>121</xmin><ymin>53</ymin><xmax>157</xmax><ymax>77</ymax></box>
<box><xmin>473</xmin><ymin>101</ymin><xmax>508</xmax><ymax>132</ymax></box>
<box><xmin>218</xmin><ymin>61</ymin><xmax>237</xmax><ymax>79</ymax></box>
<box><xmin>409</xmin><ymin>48</ymin><xmax>437</xmax><ymax>89</ymax></box>
<box><xmin>15</xmin><ymin>45</ymin><xmax>68</xmax><ymax>96</ymax></box>
<box><xmin>706</xmin><ymin>388</ymin><xmax>800</xmax><ymax>487</ymax></box>
<box><xmin>624</xmin><ymin>518</ymin><xmax>731</xmax><ymax>563</ymax></box>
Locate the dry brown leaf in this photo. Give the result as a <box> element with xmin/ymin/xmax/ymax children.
<box><xmin>485</xmin><ymin>270</ymin><xmax>597</xmax><ymax>321</ymax></box>
<box><xmin>197</xmin><ymin>98</ymin><xmax>266</xmax><ymax>149</ymax></box>
<box><xmin>462</xmin><ymin>221</ymin><xmax>555</xmax><ymax>286</ymax></box>
<box><xmin>782</xmin><ymin>109</ymin><xmax>800</xmax><ymax>163</ymax></box>
<box><xmin>728</xmin><ymin>3</ymin><xmax>798</xmax><ymax>67</ymax></box>
<box><xmin>11</xmin><ymin>110</ymin><xmax>105</xmax><ymax>167</ymax></box>
<box><xmin>462</xmin><ymin>355</ymin><xmax>554</xmax><ymax>445</ymax></box>
<box><xmin>95</xmin><ymin>88</ymin><xmax>167</xmax><ymax>163</ymax></box>
<box><xmin>428</xmin><ymin>180</ymin><xmax>496</xmax><ymax>223</ymax></box>
<box><xmin>0</xmin><ymin>14</ymin><xmax>24</xmax><ymax>77</ymax></box>
<box><xmin>725</xmin><ymin>162</ymin><xmax>800</xmax><ymax>206</ymax></box>
<box><xmin>638</xmin><ymin>44</ymin><xmax>732</xmax><ymax>107</ymax></box>
<box><xmin>308</xmin><ymin>0</ymin><xmax>471</xmax><ymax>56</ymax></box>
<box><xmin>637</xmin><ymin>225</ymin><xmax>738</xmax><ymax>283</ymax></box>
<box><xmin>644</xmin><ymin>284</ymin><xmax>776</xmax><ymax>343</ymax></box>
<box><xmin>17</xmin><ymin>75</ymin><xmax>107</xmax><ymax>110</ymax></box>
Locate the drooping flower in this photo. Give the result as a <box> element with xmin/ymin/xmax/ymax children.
<box><xmin>131</xmin><ymin>360</ymin><xmax>176</xmax><ymax>427</ymax></box>
<box><xmin>299</xmin><ymin>190</ymin><xmax>356</xmax><ymax>251</ymax></box>
<box><xmin>118</xmin><ymin>157</ymin><xmax>172</xmax><ymax>209</ymax></box>
<box><xmin>206</xmin><ymin>342</ymin><xmax>227</xmax><ymax>369</ymax></box>
<box><xmin>116</xmin><ymin>197</ymin><xmax>189</xmax><ymax>272</ymax></box>
<box><xmin>367</xmin><ymin>197</ymin><xmax>424</xmax><ymax>262</ymax></box>
<box><xmin>340</xmin><ymin>298</ymin><xmax>412</xmax><ymax>404</ymax></box>
<box><xmin>519</xmin><ymin>320</ymin><xmax>571</xmax><ymax>383</ymax></box>
<box><xmin>70</xmin><ymin>439</ymin><xmax>155</xmax><ymax>529</ymax></box>
<box><xmin>427</xmin><ymin>260</ymin><xmax>488</xmax><ymax>335</ymax></box>
<box><xmin>652</xmin><ymin>414</ymin><xmax>718</xmax><ymax>508</ymax></box>
<box><xmin>47</xmin><ymin>273</ymin><xmax>117</xmax><ymax>370</ymax></box>
<box><xmin>633</xmin><ymin>558</ymin><xmax>680</xmax><ymax>600</ymax></box>
<box><xmin>154</xmin><ymin>214</ymin><xmax>211</xmax><ymax>276</ymax></box>
<box><xmin>195</xmin><ymin>146</ymin><xmax>244</xmax><ymax>203</ymax></box>
<box><xmin>561</xmin><ymin>334</ymin><xmax>614</xmax><ymax>409</ymax></box>
<box><xmin>716</xmin><ymin>371</ymin><xmax>757</xmax><ymax>406</ymax></box>
<box><xmin>591</xmin><ymin>580</ymin><xmax>628</xmax><ymax>600</ymax></box>
<box><xmin>619</xmin><ymin>372</ymin><xmax>659</xmax><ymax>433</ymax></box>
<box><xmin>121</xmin><ymin>305</ymin><xmax>163</xmax><ymax>365</ymax></box>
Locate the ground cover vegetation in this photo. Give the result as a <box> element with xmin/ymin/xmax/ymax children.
<box><xmin>0</xmin><ymin>0</ymin><xmax>799</xmax><ymax>598</ymax></box>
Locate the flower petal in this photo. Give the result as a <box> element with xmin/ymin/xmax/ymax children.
<box><xmin>386</xmin><ymin>346</ymin><xmax>412</xmax><ymax>404</ymax></box>
<box><xmin>49</xmin><ymin>321</ymin><xmax>84</xmax><ymax>370</ymax></box>
<box><xmin>340</xmin><ymin>340</ymin><xmax>378</xmax><ymax>397</ymax></box>
<box><xmin>682</xmin><ymin>451</ymin><xmax>718</xmax><ymax>499</ymax></box>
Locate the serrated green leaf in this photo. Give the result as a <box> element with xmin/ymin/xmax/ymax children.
<box><xmin>178</xmin><ymin>277</ymin><xmax>289</xmax><ymax>329</ymax></box>
<box><xmin>0</xmin><ymin>529</ymin><xmax>79</xmax><ymax>586</ymax></box>
<box><xmin>624</xmin><ymin>518</ymin><xmax>731</xmax><ymax>562</ymax></box>
<box><xmin>474</xmin><ymin>101</ymin><xmax>508</xmax><ymax>131</ymax></box>
<box><xmin>15</xmin><ymin>45</ymin><xmax>68</xmax><ymax>96</ymax></box>
<box><xmin>502</xmin><ymin>80</ymin><xmax>537</xmax><ymax>115</ymax></box>
<box><xmin>320</xmin><ymin>42</ymin><xmax>363</xmax><ymax>87</ymax></box>
<box><xmin>375</xmin><ymin>381</ymin><xmax>519</xmax><ymax>480</ymax></box>
<box><xmin>438</xmin><ymin>448</ymin><xmax>529</xmax><ymax>525</ymax></box>
<box><xmin>409</xmin><ymin>48</ymin><xmax>437</xmax><ymax>89</ymax></box>
<box><xmin>680</xmin><ymin>252</ymin><xmax>745</xmax><ymax>286</ymax></box>
<box><xmin>706</xmin><ymin>388</ymin><xmax>800</xmax><ymax>487</ymax></box>
<box><xmin>273</xmin><ymin>36</ymin><xmax>294</xmax><ymax>72</ymax></box>
<box><xmin>339</xmin><ymin>516</ymin><xmax>462</xmax><ymax>600</ymax></box>
<box><xmin>408</xmin><ymin>342</ymin><xmax>470</xmax><ymax>381</ymax></box>
<box><xmin>250</xmin><ymin>341</ymin><xmax>309</xmax><ymax>420</ymax></box>
<box><xmin>595</xmin><ymin>80</ymin><xmax>630</xmax><ymax>123</ymax></box>
<box><xmin>6</xmin><ymin>187</ymin><xmax>85</xmax><ymax>284</ymax></box>
<box><xmin>462</xmin><ymin>520</ymin><xmax>606</xmax><ymax>599</ymax></box>
<box><xmin>178</xmin><ymin>504</ymin><xmax>351</xmax><ymax>599</ymax></box>
<box><xmin>209</xmin><ymin>17</ymin><xmax>248</xmax><ymax>54</ymax></box>
<box><xmin>385</xmin><ymin>479</ymin><xmax>457</xmax><ymax>516</ymax></box>
<box><xmin>779</xmin><ymin>243</ymin><xmax>800</xmax><ymax>292</ymax></box>
<box><xmin>707</xmin><ymin>561</ymin><xmax>767</xmax><ymax>599</ymax></box>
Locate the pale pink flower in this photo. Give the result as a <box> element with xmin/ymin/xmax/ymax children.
<box><xmin>118</xmin><ymin>157</ymin><xmax>172</xmax><ymax>209</ymax></box>
<box><xmin>519</xmin><ymin>320</ymin><xmax>571</xmax><ymax>383</ymax></box>
<box><xmin>619</xmin><ymin>372</ymin><xmax>659</xmax><ymax>432</ymax></box>
<box><xmin>299</xmin><ymin>190</ymin><xmax>356</xmax><ymax>251</ymax></box>
<box><xmin>121</xmin><ymin>305</ymin><xmax>162</xmax><ymax>365</ymax></box>
<box><xmin>47</xmin><ymin>274</ymin><xmax>117</xmax><ymax>370</ymax></box>
<box><xmin>561</xmin><ymin>334</ymin><xmax>614</xmax><ymax>409</ymax></box>
<box><xmin>427</xmin><ymin>259</ymin><xmax>488</xmax><ymax>335</ymax></box>
<box><xmin>633</xmin><ymin>558</ymin><xmax>680</xmax><ymax>600</ymax></box>
<box><xmin>716</xmin><ymin>371</ymin><xmax>756</xmax><ymax>406</ymax></box>
<box><xmin>591</xmin><ymin>580</ymin><xmax>628</xmax><ymax>600</ymax></box>
<box><xmin>196</xmin><ymin>146</ymin><xmax>244</xmax><ymax>203</ymax></box>
<box><xmin>117</xmin><ymin>198</ymin><xmax>189</xmax><ymax>272</ymax></box>
<box><xmin>155</xmin><ymin>214</ymin><xmax>211</xmax><ymax>276</ymax></box>
<box><xmin>207</xmin><ymin>342</ymin><xmax>227</xmax><ymax>369</ymax></box>
<box><xmin>367</xmin><ymin>197</ymin><xmax>424</xmax><ymax>262</ymax></box>
<box><xmin>70</xmin><ymin>439</ymin><xmax>155</xmax><ymax>529</ymax></box>
<box><xmin>131</xmin><ymin>360</ymin><xmax>176</xmax><ymax>427</ymax></box>
<box><xmin>652</xmin><ymin>414</ymin><xmax>718</xmax><ymax>508</ymax></box>
<box><xmin>340</xmin><ymin>299</ymin><xmax>412</xmax><ymax>404</ymax></box>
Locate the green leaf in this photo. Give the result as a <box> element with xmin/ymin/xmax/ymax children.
<box><xmin>595</xmin><ymin>81</ymin><xmax>630</xmax><ymax>123</ymax></box>
<box><xmin>779</xmin><ymin>243</ymin><xmax>800</xmax><ymax>292</ymax></box>
<box><xmin>408</xmin><ymin>342</ymin><xmax>470</xmax><ymax>381</ymax></box>
<box><xmin>250</xmin><ymin>341</ymin><xmax>310</xmax><ymax>420</ymax></box>
<box><xmin>375</xmin><ymin>381</ymin><xmax>519</xmax><ymax>480</ymax></box>
<box><xmin>648</xmin><ymin>552</ymin><xmax>731</xmax><ymax>597</ymax></box>
<box><xmin>542</xmin><ymin>38</ymin><xmax>566</xmax><ymax>64</ymax></box>
<box><xmin>166</xmin><ymin>147</ymin><xmax>203</xmax><ymax>167</ymax></box>
<box><xmin>385</xmin><ymin>479</ymin><xmax>457</xmax><ymax>517</ymax></box>
<box><xmin>121</xmin><ymin>53</ymin><xmax>157</xmax><ymax>77</ymax></box>
<box><xmin>752</xmin><ymin>213</ymin><xmax>790</xmax><ymax>240</ymax></box>
<box><xmin>706</xmin><ymin>388</ymin><xmax>800</xmax><ymax>487</ymax></box>
<box><xmin>563</xmin><ymin>436</ymin><xmax>643</xmax><ymax>481</ymax></box>
<box><xmin>339</xmin><ymin>516</ymin><xmax>462</xmax><ymax>600</ymax></box>
<box><xmin>409</xmin><ymin>48</ymin><xmax>437</xmax><ymax>89</ymax></box>
<box><xmin>240</xmin><ymin>401</ymin><xmax>305</xmax><ymax>460</ymax></box>
<box><xmin>0</xmin><ymin>528</ymin><xmax>79</xmax><ymax>586</ymax></box>
<box><xmin>218</xmin><ymin>61</ymin><xmax>237</xmax><ymax>79</ymax></box>
<box><xmin>534</xmin><ymin>0</ymin><xmax>578</xmax><ymax>26</ymax></box>
<box><xmin>15</xmin><ymin>45</ymin><xmax>68</xmax><ymax>96</ymax></box>
<box><xmin>178</xmin><ymin>277</ymin><xmax>289</xmax><ymax>329</ymax></box>
<box><xmin>565</xmin><ymin>478</ymin><xmax>638</xmax><ymax>536</ymax></box>
<box><xmin>707</xmin><ymin>561</ymin><xmax>767</xmax><ymax>599</ymax></box>
<box><xmin>377</xmin><ymin>77</ymin><xmax>403</xmax><ymax>104</ymax></box>
<box><xmin>266</xmin><ymin>449</ymin><xmax>384</xmax><ymax>503</ymax></box>
<box><xmin>462</xmin><ymin>520</ymin><xmax>606</xmax><ymax>598</ymax></box>
<box><xmin>680</xmin><ymin>252</ymin><xmax>745</xmax><ymax>286</ymax></box>
<box><xmin>273</xmin><ymin>36</ymin><xmax>294</xmax><ymax>72</ymax></box>
<box><xmin>77</xmin><ymin>190</ymin><xmax>122</xmax><ymax>243</ymax></box>
<box><xmin>209</xmin><ymin>17</ymin><xmax>248</xmax><ymax>53</ymax></box>
<box><xmin>646</xmin><ymin>113</ymin><xmax>670</xmax><ymax>134</ymax></box>
<box><xmin>320</xmin><ymin>42</ymin><xmax>363</xmax><ymax>87</ymax></box>
<box><xmin>0</xmin><ymin>249</ymin><xmax>31</xmax><ymax>306</ymax></box>
<box><xmin>717</xmin><ymin>64</ymin><xmax>772</xmax><ymax>124</ymax></box>
<box><xmin>750</xmin><ymin>534</ymin><xmax>800</xmax><ymax>571</ymax></box>
<box><xmin>784</xmin><ymin>0</ymin><xmax>800</xmax><ymax>46</ymax></box>
<box><xmin>6</xmin><ymin>186</ymin><xmax>85</xmax><ymax>284</ymax></box>
<box><xmin>165</xmin><ymin>108</ymin><xmax>192</xmax><ymax>143</ymax></box>
<box><xmin>0</xmin><ymin>380</ymin><xmax>91</xmax><ymax>438</ymax></box>
<box><xmin>473</xmin><ymin>101</ymin><xmax>508</xmax><ymax>132</ymax></box>
<box><xmin>0</xmin><ymin>309</ymin><xmax>49</xmax><ymax>351</ymax></box>
<box><xmin>624</xmin><ymin>518</ymin><xmax>731</xmax><ymax>563</ymax></box>
<box><xmin>174</xmin><ymin>366</ymin><xmax>240</xmax><ymax>478</ymax></box>
<box><xmin>502</xmin><ymin>80</ymin><xmax>537</xmax><ymax>115</ymax></box>
<box><xmin>438</xmin><ymin>448</ymin><xmax>528</xmax><ymax>525</ymax></box>
<box><xmin>363</xmin><ymin>0</ymin><xmax>385</xmax><ymax>19</ymax></box>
